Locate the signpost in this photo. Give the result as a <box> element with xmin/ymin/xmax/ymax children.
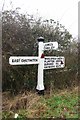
<box><xmin>9</xmin><ymin>37</ymin><xmax>65</xmax><ymax>95</ymax></box>
<box><xmin>9</xmin><ymin>56</ymin><xmax>39</xmax><ymax>65</ymax></box>
<box><xmin>44</xmin><ymin>42</ymin><xmax>58</xmax><ymax>50</ymax></box>
<box><xmin>44</xmin><ymin>56</ymin><xmax>65</xmax><ymax>69</ymax></box>
<box><xmin>36</xmin><ymin>37</ymin><xmax>44</xmax><ymax>93</ymax></box>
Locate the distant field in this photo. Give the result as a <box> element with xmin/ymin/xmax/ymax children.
<box><xmin>2</xmin><ymin>87</ymin><xmax>79</xmax><ymax>119</ymax></box>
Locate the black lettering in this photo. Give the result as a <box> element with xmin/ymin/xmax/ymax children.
<box><xmin>21</xmin><ymin>59</ymin><xmax>37</xmax><ymax>62</ymax></box>
<box><xmin>12</xmin><ymin>59</ymin><xmax>20</xmax><ymax>62</ymax></box>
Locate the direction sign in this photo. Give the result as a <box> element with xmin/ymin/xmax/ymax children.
<box><xmin>9</xmin><ymin>56</ymin><xmax>39</xmax><ymax>65</ymax></box>
<box><xmin>9</xmin><ymin>37</ymin><xmax>65</xmax><ymax>93</ymax></box>
<box><xmin>44</xmin><ymin>56</ymin><xmax>65</xmax><ymax>69</ymax></box>
<box><xmin>44</xmin><ymin>42</ymin><xmax>58</xmax><ymax>50</ymax></box>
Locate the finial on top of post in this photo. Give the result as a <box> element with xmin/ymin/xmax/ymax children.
<box><xmin>37</xmin><ymin>37</ymin><xmax>44</xmax><ymax>42</ymax></box>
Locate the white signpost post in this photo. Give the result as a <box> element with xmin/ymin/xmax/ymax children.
<box><xmin>9</xmin><ymin>37</ymin><xmax>65</xmax><ymax>95</ymax></box>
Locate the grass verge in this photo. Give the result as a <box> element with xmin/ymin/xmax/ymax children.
<box><xmin>2</xmin><ymin>87</ymin><xmax>79</xmax><ymax>119</ymax></box>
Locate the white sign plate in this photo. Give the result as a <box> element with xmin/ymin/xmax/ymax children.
<box><xmin>44</xmin><ymin>56</ymin><xmax>65</xmax><ymax>69</ymax></box>
<box><xmin>9</xmin><ymin>56</ymin><xmax>39</xmax><ymax>65</ymax></box>
<box><xmin>44</xmin><ymin>42</ymin><xmax>58</xmax><ymax>50</ymax></box>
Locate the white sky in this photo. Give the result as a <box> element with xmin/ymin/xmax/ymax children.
<box><xmin>1</xmin><ymin>0</ymin><xmax>79</xmax><ymax>38</ymax></box>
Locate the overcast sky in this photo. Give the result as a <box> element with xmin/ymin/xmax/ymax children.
<box><xmin>1</xmin><ymin>0</ymin><xmax>79</xmax><ymax>38</ymax></box>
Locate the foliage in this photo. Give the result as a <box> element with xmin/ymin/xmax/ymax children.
<box><xmin>2</xmin><ymin>9</ymin><xmax>78</xmax><ymax>93</ymax></box>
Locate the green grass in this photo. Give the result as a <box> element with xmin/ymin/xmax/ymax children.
<box><xmin>2</xmin><ymin>88</ymin><xmax>79</xmax><ymax>119</ymax></box>
<box><xmin>43</xmin><ymin>95</ymin><xmax>78</xmax><ymax>118</ymax></box>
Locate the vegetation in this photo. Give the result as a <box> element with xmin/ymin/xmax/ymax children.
<box><xmin>2</xmin><ymin>87</ymin><xmax>78</xmax><ymax>119</ymax></box>
<box><xmin>2</xmin><ymin>8</ymin><xmax>79</xmax><ymax>119</ymax></box>
<box><xmin>2</xmin><ymin>9</ymin><xmax>78</xmax><ymax>94</ymax></box>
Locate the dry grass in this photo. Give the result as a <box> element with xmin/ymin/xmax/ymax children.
<box><xmin>2</xmin><ymin>87</ymin><xmax>79</xmax><ymax>118</ymax></box>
